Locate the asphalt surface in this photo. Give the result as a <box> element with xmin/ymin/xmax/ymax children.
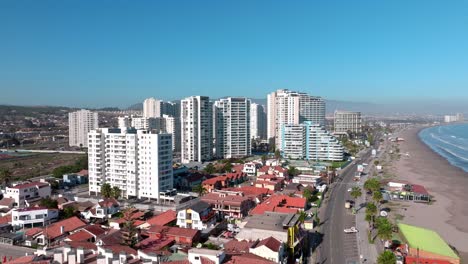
<box><xmin>316</xmin><ymin>149</ymin><xmax>373</xmax><ymax>264</ymax></box>
<box><xmin>0</xmin><ymin>244</ymin><xmax>36</xmax><ymax>259</ymax></box>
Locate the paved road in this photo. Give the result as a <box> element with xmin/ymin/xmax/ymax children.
<box><xmin>316</xmin><ymin>149</ymin><xmax>372</xmax><ymax>264</ymax></box>
<box><xmin>0</xmin><ymin>244</ymin><xmax>35</xmax><ymax>259</ymax></box>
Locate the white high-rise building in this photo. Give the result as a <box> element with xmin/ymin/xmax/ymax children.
<box><xmin>117</xmin><ymin>115</ymin><xmax>161</xmax><ymax>131</ymax></box>
<box><xmin>161</xmin><ymin>114</ymin><xmax>181</xmax><ymax>152</ymax></box>
<box><xmin>214</xmin><ymin>98</ymin><xmax>251</xmax><ymax>159</ymax></box>
<box><xmin>68</xmin><ymin>109</ymin><xmax>98</xmax><ymax>148</ymax></box>
<box><xmin>143</xmin><ymin>97</ymin><xmax>162</xmax><ymax>118</ymax></box>
<box><xmin>282</xmin><ymin>122</ymin><xmax>344</xmax><ymax>161</ymax></box>
<box><xmin>267</xmin><ymin>89</ymin><xmax>325</xmax><ymax>150</ymax></box>
<box><xmin>88</xmin><ymin>128</ymin><xmax>173</xmax><ymax>200</ymax></box>
<box><xmin>250</xmin><ymin>103</ymin><xmax>266</xmax><ymax>140</ymax></box>
<box><xmin>181</xmin><ymin>96</ymin><xmax>213</xmax><ymax>163</ymax></box>
<box><xmin>334</xmin><ymin>111</ymin><xmax>362</xmax><ymax>134</ymax></box>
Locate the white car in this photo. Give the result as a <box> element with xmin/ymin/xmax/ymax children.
<box><xmin>347</xmin><ymin>188</ymin><xmax>352</xmax><ymax>192</ymax></box>
<box><xmin>344</xmin><ymin>227</ymin><xmax>358</xmax><ymax>233</ymax></box>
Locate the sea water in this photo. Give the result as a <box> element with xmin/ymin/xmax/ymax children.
<box><xmin>419</xmin><ymin>124</ymin><xmax>468</xmax><ymax>172</ymax></box>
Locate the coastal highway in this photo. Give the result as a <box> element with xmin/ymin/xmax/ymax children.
<box><xmin>316</xmin><ymin>148</ymin><xmax>373</xmax><ymax>264</ymax></box>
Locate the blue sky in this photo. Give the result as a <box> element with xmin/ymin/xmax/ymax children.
<box><xmin>1</xmin><ymin>0</ymin><xmax>468</xmax><ymax>107</ymax></box>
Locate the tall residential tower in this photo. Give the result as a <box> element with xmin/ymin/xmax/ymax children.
<box><xmin>68</xmin><ymin>109</ymin><xmax>98</xmax><ymax>148</ymax></box>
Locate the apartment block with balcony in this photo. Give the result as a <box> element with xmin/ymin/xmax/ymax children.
<box><xmin>333</xmin><ymin>110</ymin><xmax>362</xmax><ymax>135</ymax></box>
<box><xmin>88</xmin><ymin>128</ymin><xmax>173</xmax><ymax>201</ymax></box>
<box><xmin>5</xmin><ymin>181</ymin><xmax>51</xmax><ymax>208</ymax></box>
<box><xmin>11</xmin><ymin>207</ymin><xmax>59</xmax><ymax>228</ymax></box>
<box><xmin>68</xmin><ymin>109</ymin><xmax>98</xmax><ymax>148</ymax></box>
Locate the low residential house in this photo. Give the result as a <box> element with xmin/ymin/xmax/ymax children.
<box><xmin>236</xmin><ymin>212</ymin><xmax>305</xmax><ymax>259</ymax></box>
<box><xmin>176</xmin><ymin>172</ymin><xmax>209</xmax><ymax>191</ymax></box>
<box><xmin>291</xmin><ymin>174</ymin><xmax>322</xmax><ymax>187</ymax></box>
<box><xmin>224</xmin><ymin>186</ymin><xmax>272</xmax><ymax>202</ymax></box>
<box><xmin>139</xmin><ymin>209</ymin><xmax>177</xmax><ymax>229</ymax></box>
<box><xmin>144</xmin><ymin>225</ymin><xmax>200</xmax><ymax>245</ymax></box>
<box><xmin>176</xmin><ymin>201</ymin><xmax>216</xmax><ymax>230</ymax></box>
<box><xmin>11</xmin><ymin>207</ymin><xmax>59</xmax><ymax>228</ymax></box>
<box><xmin>201</xmin><ymin>190</ymin><xmax>255</xmax><ymax>219</ymax></box>
<box><xmin>249</xmin><ymin>237</ymin><xmax>285</xmax><ymax>263</ymax></box>
<box><xmin>65</xmin><ymin>224</ymin><xmax>106</xmax><ymax>243</ymax></box>
<box><xmin>202</xmin><ymin>172</ymin><xmax>247</xmax><ymax>193</ymax></box>
<box><xmin>0</xmin><ymin>214</ymin><xmax>12</xmax><ymax>233</ymax></box>
<box><xmin>63</xmin><ymin>172</ymin><xmax>89</xmax><ymax>186</ymax></box>
<box><xmin>250</xmin><ymin>195</ymin><xmax>306</xmax><ymax>215</ymax></box>
<box><xmin>188</xmin><ymin>248</ymin><xmax>225</xmax><ymax>264</ymax></box>
<box><xmin>255</xmin><ymin>175</ymin><xmax>282</xmax><ymax>192</ymax></box>
<box><xmin>31</xmin><ymin>216</ymin><xmax>87</xmax><ymax>246</ymax></box>
<box><xmin>243</xmin><ymin>162</ymin><xmax>262</xmax><ymax>177</ymax></box>
<box><xmin>82</xmin><ymin>198</ymin><xmax>120</xmax><ymax>221</ymax></box>
<box><xmin>257</xmin><ymin>166</ymin><xmax>288</xmax><ymax>179</ymax></box>
<box><xmin>225</xmin><ymin>253</ymin><xmax>276</xmax><ymax>264</ymax></box>
<box><xmin>109</xmin><ymin>209</ymin><xmax>146</xmax><ymax>229</ymax></box>
<box><xmin>4</xmin><ymin>181</ymin><xmax>51</xmax><ymax>207</ymax></box>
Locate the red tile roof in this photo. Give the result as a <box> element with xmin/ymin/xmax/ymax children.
<box><xmin>44</xmin><ymin>216</ymin><xmax>86</xmax><ymax>240</ymax></box>
<box><xmin>101</xmin><ymin>245</ymin><xmax>137</xmax><ymax>256</ymax></box>
<box><xmin>0</xmin><ymin>214</ymin><xmax>11</xmax><ymax>225</ymax></box>
<box><xmin>225</xmin><ymin>186</ymin><xmax>271</xmax><ymax>197</ymax></box>
<box><xmin>84</xmin><ymin>224</ymin><xmax>106</xmax><ymax>237</ymax></box>
<box><xmin>0</xmin><ymin>198</ymin><xmax>15</xmax><ymax>207</ymax></box>
<box><xmin>98</xmin><ymin>198</ymin><xmax>119</xmax><ymax>208</ymax></box>
<box><xmin>77</xmin><ymin>170</ymin><xmax>89</xmax><ymax>176</ymax></box>
<box><xmin>136</xmin><ymin>236</ymin><xmax>175</xmax><ymax>252</ymax></box>
<box><xmin>224</xmin><ymin>239</ymin><xmax>254</xmax><ymax>254</ymax></box>
<box><xmin>225</xmin><ymin>253</ymin><xmax>275</xmax><ymax>264</ymax></box>
<box><xmin>146</xmin><ymin>210</ymin><xmax>177</xmax><ymax>226</ymax></box>
<box><xmin>64</xmin><ymin>240</ymin><xmax>98</xmax><ymax>250</ymax></box>
<box><xmin>250</xmin><ymin>195</ymin><xmax>306</xmax><ymax>215</ymax></box>
<box><xmin>201</xmin><ymin>192</ymin><xmax>252</xmax><ymax>206</ymax></box>
<box><xmin>256</xmin><ymin>237</ymin><xmax>281</xmax><ymax>252</ymax></box>
<box><xmin>10</xmin><ymin>181</ymin><xmax>49</xmax><ymax>189</ymax></box>
<box><xmin>258</xmin><ymin>166</ymin><xmax>271</xmax><ymax>173</ymax></box>
<box><xmin>146</xmin><ymin>225</ymin><xmax>199</xmax><ymax>239</ymax></box>
<box><xmin>66</xmin><ymin>230</ymin><xmax>94</xmax><ymax>242</ymax></box>
<box><xmin>4</xmin><ymin>256</ymin><xmax>36</xmax><ymax>264</ymax></box>
<box><xmin>25</xmin><ymin>227</ymin><xmax>43</xmax><ymax>237</ymax></box>
<box><xmin>98</xmin><ymin>229</ymin><xmax>122</xmax><ymax>245</ymax></box>
<box><xmin>411</xmin><ymin>184</ymin><xmax>429</xmax><ymax>195</ymax></box>
<box><xmin>405</xmin><ymin>256</ymin><xmax>451</xmax><ymax>264</ymax></box>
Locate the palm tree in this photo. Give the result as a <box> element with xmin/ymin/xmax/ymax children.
<box><xmin>373</xmin><ymin>191</ymin><xmax>383</xmax><ymax>207</ymax></box>
<box><xmin>100</xmin><ymin>183</ymin><xmax>112</xmax><ymax>198</ymax></box>
<box><xmin>350</xmin><ymin>186</ymin><xmax>362</xmax><ymax>201</ymax></box>
<box><xmin>364</xmin><ymin>178</ymin><xmax>380</xmax><ymax>194</ymax></box>
<box><xmin>366</xmin><ymin>202</ymin><xmax>377</xmax><ymax>216</ymax></box>
<box><xmin>376</xmin><ymin>218</ymin><xmax>393</xmax><ymax>241</ymax></box>
<box><xmin>0</xmin><ymin>168</ymin><xmax>12</xmax><ymax>187</ymax></box>
<box><xmin>377</xmin><ymin>251</ymin><xmax>396</xmax><ymax>264</ymax></box>
<box><xmin>192</xmin><ymin>185</ymin><xmax>207</xmax><ymax>197</ymax></box>
<box><xmin>111</xmin><ymin>186</ymin><xmax>122</xmax><ymax>199</ymax></box>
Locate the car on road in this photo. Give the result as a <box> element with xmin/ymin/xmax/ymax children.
<box><xmin>344</xmin><ymin>227</ymin><xmax>358</xmax><ymax>233</ymax></box>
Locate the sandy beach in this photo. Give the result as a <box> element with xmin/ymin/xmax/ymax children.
<box><xmin>389</xmin><ymin>126</ymin><xmax>468</xmax><ymax>259</ymax></box>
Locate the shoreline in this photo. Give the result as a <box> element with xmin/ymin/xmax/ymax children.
<box><xmin>390</xmin><ymin>125</ymin><xmax>468</xmax><ymax>259</ymax></box>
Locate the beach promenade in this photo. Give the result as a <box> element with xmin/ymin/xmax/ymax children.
<box><xmin>391</xmin><ymin>126</ymin><xmax>468</xmax><ymax>261</ymax></box>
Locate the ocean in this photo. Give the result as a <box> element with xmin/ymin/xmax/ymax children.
<box><xmin>419</xmin><ymin>124</ymin><xmax>468</xmax><ymax>172</ymax></box>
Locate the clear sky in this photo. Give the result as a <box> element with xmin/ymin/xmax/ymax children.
<box><xmin>1</xmin><ymin>0</ymin><xmax>468</xmax><ymax>107</ymax></box>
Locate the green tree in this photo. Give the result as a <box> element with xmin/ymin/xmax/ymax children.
<box><xmin>192</xmin><ymin>185</ymin><xmax>207</xmax><ymax>196</ymax></box>
<box><xmin>364</xmin><ymin>178</ymin><xmax>381</xmax><ymax>194</ymax></box>
<box><xmin>0</xmin><ymin>168</ymin><xmax>12</xmax><ymax>187</ymax></box>
<box><xmin>261</xmin><ymin>155</ymin><xmax>267</xmax><ymax>165</ymax></box>
<box><xmin>223</xmin><ymin>162</ymin><xmax>233</xmax><ymax>173</ymax></box>
<box><xmin>100</xmin><ymin>183</ymin><xmax>112</xmax><ymax>198</ymax></box>
<box><xmin>204</xmin><ymin>163</ymin><xmax>215</xmax><ymax>174</ymax></box>
<box><xmin>374</xmin><ymin>160</ymin><xmax>380</xmax><ymax>166</ymax></box>
<box><xmin>287</xmin><ymin>166</ymin><xmax>299</xmax><ymax>177</ymax></box>
<box><xmin>366</xmin><ymin>203</ymin><xmax>377</xmax><ymax>216</ymax></box>
<box><xmin>376</xmin><ymin>217</ymin><xmax>393</xmax><ymax>241</ymax></box>
<box><xmin>350</xmin><ymin>186</ymin><xmax>362</xmax><ymax>201</ymax></box>
<box><xmin>373</xmin><ymin>191</ymin><xmax>383</xmax><ymax>206</ymax></box>
<box><xmin>121</xmin><ymin>207</ymin><xmax>138</xmax><ymax>247</ymax></box>
<box><xmin>302</xmin><ymin>188</ymin><xmax>312</xmax><ymax>201</ymax></box>
<box><xmin>274</xmin><ymin>149</ymin><xmax>281</xmax><ymax>160</ymax></box>
<box><xmin>111</xmin><ymin>186</ymin><xmax>122</xmax><ymax>199</ymax></box>
<box><xmin>39</xmin><ymin>197</ymin><xmax>58</xmax><ymax>209</ymax></box>
<box><xmin>63</xmin><ymin>206</ymin><xmax>77</xmax><ymax>218</ymax></box>
<box><xmin>377</xmin><ymin>251</ymin><xmax>396</xmax><ymax>264</ymax></box>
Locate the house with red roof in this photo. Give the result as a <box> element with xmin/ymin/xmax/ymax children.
<box><xmin>144</xmin><ymin>225</ymin><xmax>200</xmax><ymax>245</ymax></box>
<box><xmin>141</xmin><ymin>210</ymin><xmax>177</xmax><ymax>229</ymax></box>
<box><xmin>225</xmin><ymin>253</ymin><xmax>276</xmax><ymax>264</ymax></box>
<box><xmin>256</xmin><ymin>166</ymin><xmax>289</xmax><ymax>179</ymax></box>
<box><xmin>82</xmin><ymin>198</ymin><xmax>120</xmax><ymax>221</ymax></box>
<box><xmin>202</xmin><ymin>172</ymin><xmax>247</xmax><ymax>193</ymax></box>
<box><xmin>250</xmin><ymin>195</ymin><xmax>306</xmax><ymax>215</ymax></box>
<box><xmin>224</xmin><ymin>186</ymin><xmax>271</xmax><ymax>201</ymax></box>
<box><xmin>4</xmin><ymin>181</ymin><xmax>51</xmax><ymax>207</ymax></box>
<box><xmin>201</xmin><ymin>190</ymin><xmax>255</xmax><ymax>219</ymax></box>
<box><xmin>249</xmin><ymin>237</ymin><xmax>285</xmax><ymax>263</ymax></box>
<box><xmin>65</xmin><ymin>224</ymin><xmax>106</xmax><ymax>243</ymax></box>
<box><xmin>31</xmin><ymin>216</ymin><xmax>87</xmax><ymax>246</ymax></box>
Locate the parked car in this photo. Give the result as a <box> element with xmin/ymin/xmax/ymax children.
<box><xmin>344</xmin><ymin>227</ymin><xmax>358</xmax><ymax>233</ymax></box>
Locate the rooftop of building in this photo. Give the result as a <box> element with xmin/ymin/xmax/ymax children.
<box><xmin>244</xmin><ymin>212</ymin><xmax>300</xmax><ymax>232</ymax></box>
<box><xmin>398</xmin><ymin>223</ymin><xmax>459</xmax><ymax>259</ymax></box>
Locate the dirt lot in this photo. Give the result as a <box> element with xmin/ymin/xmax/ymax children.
<box><xmin>0</xmin><ymin>152</ymin><xmax>85</xmax><ymax>180</ymax></box>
